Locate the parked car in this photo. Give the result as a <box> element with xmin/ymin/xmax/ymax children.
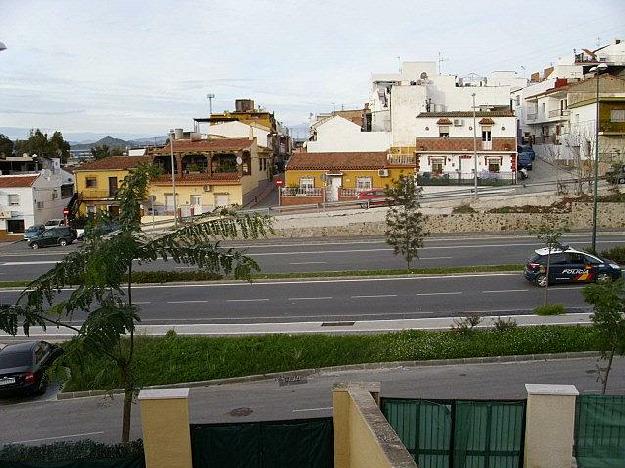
<box><xmin>83</xmin><ymin>221</ymin><xmax>121</xmax><ymax>239</ymax></box>
<box><xmin>0</xmin><ymin>341</ymin><xmax>63</xmax><ymax>397</ymax></box>
<box><xmin>28</xmin><ymin>226</ymin><xmax>77</xmax><ymax>249</ymax></box>
<box><xmin>524</xmin><ymin>246</ymin><xmax>622</xmax><ymax>287</ymax></box>
<box><xmin>605</xmin><ymin>165</ymin><xmax>625</xmax><ymax>185</ymax></box>
<box><xmin>517</xmin><ymin>152</ymin><xmax>533</xmax><ymax>171</ymax></box>
<box><xmin>357</xmin><ymin>189</ymin><xmax>390</xmax><ymax>208</ymax></box>
<box><xmin>517</xmin><ymin>145</ymin><xmax>536</xmax><ymax>161</ymax></box>
<box><xmin>44</xmin><ymin>219</ymin><xmax>66</xmax><ymax>229</ymax></box>
<box><xmin>23</xmin><ymin>224</ymin><xmax>45</xmax><ymax>240</ymax></box>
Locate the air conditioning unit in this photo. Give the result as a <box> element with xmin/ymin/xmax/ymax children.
<box><xmin>453</xmin><ymin>119</ymin><xmax>464</xmax><ymax>127</ymax></box>
<box><xmin>203</xmin><ymin>185</ymin><xmax>211</xmax><ymax>192</ymax></box>
<box><xmin>378</xmin><ymin>169</ymin><xmax>389</xmax><ymax>177</ymax></box>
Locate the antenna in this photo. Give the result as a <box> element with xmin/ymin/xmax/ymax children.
<box><xmin>397</xmin><ymin>56</ymin><xmax>401</xmax><ymax>73</ymax></box>
<box><xmin>596</xmin><ymin>36</ymin><xmax>601</xmax><ymax>48</ymax></box>
<box><xmin>206</xmin><ymin>93</ymin><xmax>215</xmax><ymax>114</ymax></box>
<box><xmin>437</xmin><ymin>51</ymin><xmax>448</xmax><ymax>75</ymax></box>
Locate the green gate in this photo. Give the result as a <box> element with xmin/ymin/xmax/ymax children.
<box><xmin>382</xmin><ymin>398</ymin><xmax>525</xmax><ymax>468</ymax></box>
<box><xmin>575</xmin><ymin>394</ymin><xmax>625</xmax><ymax>467</ymax></box>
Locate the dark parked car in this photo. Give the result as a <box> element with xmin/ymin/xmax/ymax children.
<box><xmin>28</xmin><ymin>226</ymin><xmax>77</xmax><ymax>249</ymax></box>
<box><xmin>357</xmin><ymin>189</ymin><xmax>390</xmax><ymax>208</ymax></box>
<box><xmin>517</xmin><ymin>145</ymin><xmax>536</xmax><ymax>161</ymax></box>
<box><xmin>23</xmin><ymin>224</ymin><xmax>45</xmax><ymax>240</ymax></box>
<box><xmin>0</xmin><ymin>341</ymin><xmax>63</xmax><ymax>397</ymax></box>
<box><xmin>605</xmin><ymin>165</ymin><xmax>625</xmax><ymax>185</ymax></box>
<box><xmin>524</xmin><ymin>246</ymin><xmax>622</xmax><ymax>287</ymax></box>
<box><xmin>517</xmin><ymin>152</ymin><xmax>533</xmax><ymax>171</ymax></box>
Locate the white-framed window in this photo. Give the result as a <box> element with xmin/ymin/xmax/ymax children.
<box><xmin>190</xmin><ymin>195</ymin><xmax>202</xmax><ymax>206</ymax></box>
<box><xmin>487</xmin><ymin>158</ymin><xmax>501</xmax><ymax>173</ymax></box>
<box><xmin>8</xmin><ymin>194</ymin><xmax>20</xmax><ymax>206</ymax></box>
<box><xmin>610</xmin><ymin>109</ymin><xmax>625</xmax><ymax>122</ymax></box>
<box><xmin>52</xmin><ymin>190</ymin><xmax>59</xmax><ymax>200</ymax></box>
<box><xmin>356</xmin><ymin>176</ymin><xmax>372</xmax><ymax>191</ymax></box>
<box><xmin>299</xmin><ymin>177</ymin><xmax>314</xmax><ymax>190</ymax></box>
<box><xmin>431</xmin><ymin>158</ymin><xmax>444</xmax><ymax>174</ymax></box>
<box><xmin>85</xmin><ymin>177</ymin><xmax>97</xmax><ymax>188</ymax></box>
<box><xmin>438</xmin><ymin>126</ymin><xmax>450</xmax><ymax>137</ymax></box>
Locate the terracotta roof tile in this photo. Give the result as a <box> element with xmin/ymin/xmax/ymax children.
<box><xmin>417</xmin><ymin>111</ymin><xmax>514</xmax><ymax>118</ymax></box>
<box><xmin>478</xmin><ymin>117</ymin><xmax>495</xmax><ymax>125</ymax></box>
<box><xmin>287</xmin><ymin>152</ymin><xmax>387</xmax><ymax>171</ymax></box>
<box><xmin>0</xmin><ymin>175</ymin><xmax>39</xmax><ymax>188</ymax></box>
<box><xmin>436</xmin><ymin>118</ymin><xmax>453</xmax><ymax>125</ymax></box>
<box><xmin>75</xmin><ymin>156</ymin><xmax>150</xmax><ymax>171</ymax></box>
<box><xmin>153</xmin><ymin>138</ymin><xmax>253</xmax><ymax>155</ymax></box>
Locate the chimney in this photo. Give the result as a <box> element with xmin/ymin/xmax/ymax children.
<box><xmin>616</xmin><ymin>38</ymin><xmax>621</xmax><ymax>45</ymax></box>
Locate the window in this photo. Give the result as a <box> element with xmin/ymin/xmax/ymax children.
<box><xmin>567</xmin><ymin>252</ymin><xmax>585</xmax><ymax>265</ymax></box>
<box><xmin>438</xmin><ymin>126</ymin><xmax>450</xmax><ymax>138</ymax></box>
<box><xmin>356</xmin><ymin>177</ymin><xmax>372</xmax><ymax>191</ymax></box>
<box><xmin>52</xmin><ymin>190</ymin><xmax>58</xmax><ymax>200</ymax></box>
<box><xmin>549</xmin><ymin>253</ymin><xmax>568</xmax><ymax>264</ymax></box>
<box><xmin>515</xmin><ymin>95</ymin><xmax>520</xmax><ymax>106</ymax></box>
<box><xmin>481</xmin><ymin>129</ymin><xmax>492</xmax><ymax>142</ymax></box>
<box><xmin>37</xmin><ymin>201</ymin><xmax>44</xmax><ymax>209</ymax></box>
<box><xmin>86</xmin><ymin>177</ymin><xmax>97</xmax><ymax>188</ymax></box>
<box><xmin>584</xmin><ymin>255</ymin><xmax>602</xmax><ymax>265</ymax></box>
<box><xmin>61</xmin><ymin>184</ymin><xmax>73</xmax><ymax>198</ymax></box>
<box><xmin>299</xmin><ymin>177</ymin><xmax>314</xmax><ymax>191</ymax></box>
<box><xmin>190</xmin><ymin>195</ymin><xmax>202</xmax><ymax>206</ymax></box>
<box><xmin>431</xmin><ymin>158</ymin><xmax>444</xmax><ymax>174</ymax></box>
<box><xmin>487</xmin><ymin>158</ymin><xmax>501</xmax><ymax>172</ymax></box>
<box><xmin>541</xmin><ymin>103</ymin><xmax>546</xmax><ymax>115</ymax></box>
<box><xmin>8</xmin><ymin>194</ymin><xmax>19</xmax><ymax>206</ymax></box>
<box><xmin>611</xmin><ymin>109</ymin><xmax>625</xmax><ymax>122</ymax></box>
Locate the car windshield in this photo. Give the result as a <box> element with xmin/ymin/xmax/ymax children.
<box><xmin>0</xmin><ymin>351</ymin><xmax>32</xmax><ymax>369</ymax></box>
<box><xmin>528</xmin><ymin>254</ymin><xmax>543</xmax><ymax>264</ymax></box>
<box><xmin>25</xmin><ymin>226</ymin><xmax>42</xmax><ymax>232</ymax></box>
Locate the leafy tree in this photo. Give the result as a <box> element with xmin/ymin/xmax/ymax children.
<box><xmin>583</xmin><ymin>279</ymin><xmax>625</xmax><ymax>394</ymax></box>
<box><xmin>384</xmin><ymin>175</ymin><xmax>426</xmax><ymax>269</ymax></box>
<box><xmin>91</xmin><ymin>145</ymin><xmax>111</xmax><ymax>160</ymax></box>
<box><xmin>532</xmin><ymin>219</ymin><xmax>568</xmax><ymax>305</ymax></box>
<box><xmin>0</xmin><ymin>164</ymin><xmax>272</xmax><ymax>442</ymax></box>
<box><xmin>0</xmin><ymin>134</ymin><xmax>13</xmax><ymax>158</ymax></box>
<box><xmin>110</xmin><ymin>146</ymin><xmax>125</xmax><ymax>156</ymax></box>
<box><xmin>14</xmin><ymin>129</ymin><xmax>71</xmax><ymax>163</ymax></box>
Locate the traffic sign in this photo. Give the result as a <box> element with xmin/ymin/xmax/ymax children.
<box><xmin>275</xmin><ymin>179</ymin><xmax>284</xmax><ymax>186</ymax></box>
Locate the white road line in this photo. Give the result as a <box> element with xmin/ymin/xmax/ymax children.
<box><xmin>419</xmin><ymin>256</ymin><xmax>453</xmax><ymax>260</ymax></box>
<box><xmin>134</xmin><ymin>301</ymin><xmax>152</xmax><ymax>305</ymax></box>
<box><xmin>227</xmin><ymin>299</ymin><xmax>270</xmax><ymax>302</ymax></box>
<box><xmin>167</xmin><ymin>300</ymin><xmax>208</xmax><ymax>304</ymax></box>
<box><xmin>9</xmin><ymin>431</ymin><xmax>105</xmax><ymax>444</ymax></box>
<box><xmin>250</xmin><ymin>248</ymin><xmax>392</xmax><ymax>256</ymax></box>
<box><xmin>550</xmin><ymin>286</ymin><xmax>585</xmax><ymax>290</ymax></box>
<box><xmin>288</xmin><ymin>297</ymin><xmax>333</xmax><ymax>301</ymax></box>
<box><xmin>2</xmin><ymin>260</ymin><xmax>59</xmax><ymax>266</ymax></box>
<box><xmin>289</xmin><ymin>261</ymin><xmax>328</xmax><ymax>265</ymax></box>
<box><xmin>416</xmin><ymin>292</ymin><xmax>463</xmax><ymax>296</ymax></box>
<box><xmin>351</xmin><ymin>294</ymin><xmax>398</xmax><ymax>299</ymax></box>
<box><xmin>482</xmin><ymin>289</ymin><xmax>529</xmax><ymax>294</ymax></box>
<box><xmin>293</xmin><ymin>407</ymin><xmax>333</xmax><ymax>413</ymax></box>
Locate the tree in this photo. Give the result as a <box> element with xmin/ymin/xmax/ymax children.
<box><xmin>532</xmin><ymin>219</ymin><xmax>568</xmax><ymax>305</ymax></box>
<box><xmin>0</xmin><ymin>134</ymin><xmax>13</xmax><ymax>158</ymax></box>
<box><xmin>0</xmin><ymin>164</ymin><xmax>272</xmax><ymax>443</ymax></box>
<box><xmin>91</xmin><ymin>144</ymin><xmax>111</xmax><ymax>160</ymax></box>
<box><xmin>385</xmin><ymin>175</ymin><xmax>426</xmax><ymax>269</ymax></box>
<box><xmin>583</xmin><ymin>279</ymin><xmax>625</xmax><ymax>394</ymax></box>
<box><xmin>14</xmin><ymin>129</ymin><xmax>71</xmax><ymax>163</ymax></box>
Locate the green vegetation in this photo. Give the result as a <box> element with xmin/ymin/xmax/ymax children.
<box><xmin>0</xmin><ymin>439</ymin><xmax>143</xmax><ymax>463</ymax></box>
<box><xmin>61</xmin><ymin>325</ymin><xmax>599</xmax><ymax>392</ymax></box>
<box><xmin>534</xmin><ymin>304</ymin><xmax>566</xmax><ymax>316</ymax></box>
<box><xmin>452</xmin><ymin>204</ymin><xmax>477</xmax><ymax>214</ymax></box>
<box><xmin>600</xmin><ymin>246</ymin><xmax>625</xmax><ymax>265</ymax></box>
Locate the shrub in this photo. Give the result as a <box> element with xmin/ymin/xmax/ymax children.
<box><xmin>452</xmin><ymin>204</ymin><xmax>477</xmax><ymax>214</ymax></box>
<box><xmin>0</xmin><ymin>439</ymin><xmax>144</xmax><ymax>463</ymax></box>
<box><xmin>130</xmin><ymin>270</ymin><xmax>222</xmax><ymax>284</ymax></box>
<box><xmin>452</xmin><ymin>312</ymin><xmax>482</xmax><ymax>334</ymax></box>
<box><xmin>600</xmin><ymin>246</ymin><xmax>625</xmax><ymax>265</ymax></box>
<box><xmin>493</xmin><ymin>316</ymin><xmax>518</xmax><ymax>332</ymax></box>
<box><xmin>535</xmin><ymin>304</ymin><xmax>566</xmax><ymax>316</ymax></box>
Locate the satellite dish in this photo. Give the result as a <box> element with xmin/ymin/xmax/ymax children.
<box><xmin>236</xmin><ymin>156</ymin><xmax>243</xmax><ymax>165</ymax></box>
<box><xmin>420</xmin><ymin>72</ymin><xmax>428</xmax><ymax>79</ymax></box>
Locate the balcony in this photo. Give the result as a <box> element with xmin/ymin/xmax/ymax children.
<box><xmin>80</xmin><ymin>189</ymin><xmax>117</xmax><ymax>200</ymax></box>
<box><xmin>548</xmin><ymin>109</ymin><xmax>570</xmax><ymax>119</ymax></box>
<box><xmin>387</xmin><ymin>154</ymin><xmax>416</xmax><ymax>166</ymax></box>
<box><xmin>600</xmin><ymin>121</ymin><xmax>625</xmax><ymax>134</ymax></box>
<box><xmin>527</xmin><ymin>112</ymin><xmax>538</xmax><ymax>121</ymax></box>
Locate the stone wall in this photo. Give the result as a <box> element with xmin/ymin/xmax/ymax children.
<box><xmin>271</xmin><ymin>202</ymin><xmax>625</xmax><ymax>238</ymax></box>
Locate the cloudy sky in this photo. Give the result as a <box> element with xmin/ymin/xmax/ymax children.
<box><xmin>1</xmin><ymin>0</ymin><xmax>624</xmax><ymax>139</ymax></box>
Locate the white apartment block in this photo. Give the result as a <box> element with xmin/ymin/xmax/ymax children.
<box><xmin>306</xmin><ymin>115</ymin><xmax>391</xmax><ymax>153</ymax></box>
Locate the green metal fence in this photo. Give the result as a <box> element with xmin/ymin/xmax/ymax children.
<box><xmin>575</xmin><ymin>394</ymin><xmax>625</xmax><ymax>467</ymax></box>
<box><xmin>382</xmin><ymin>398</ymin><xmax>525</xmax><ymax>468</ymax></box>
<box><xmin>190</xmin><ymin>417</ymin><xmax>333</xmax><ymax>468</ymax></box>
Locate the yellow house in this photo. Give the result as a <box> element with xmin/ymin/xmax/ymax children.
<box><xmin>283</xmin><ymin>151</ymin><xmax>415</xmax><ymax>205</ymax></box>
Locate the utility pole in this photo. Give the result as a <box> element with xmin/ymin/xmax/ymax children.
<box><xmin>472</xmin><ymin>93</ymin><xmax>478</xmax><ymax>199</ymax></box>
<box><xmin>590</xmin><ymin>64</ymin><xmax>607</xmax><ymax>252</ymax></box>
<box><xmin>168</xmin><ymin>129</ymin><xmax>178</xmax><ymax>227</ymax></box>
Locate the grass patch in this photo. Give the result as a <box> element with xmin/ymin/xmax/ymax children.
<box><xmin>534</xmin><ymin>304</ymin><xmax>566</xmax><ymax>316</ymax></box>
<box><xmin>61</xmin><ymin>325</ymin><xmax>599</xmax><ymax>392</ymax></box>
<box><xmin>600</xmin><ymin>246</ymin><xmax>625</xmax><ymax>265</ymax></box>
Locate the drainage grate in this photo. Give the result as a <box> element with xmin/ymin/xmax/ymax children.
<box><xmin>321</xmin><ymin>321</ymin><xmax>355</xmax><ymax>327</ymax></box>
<box><xmin>229</xmin><ymin>407</ymin><xmax>253</xmax><ymax>417</ymax></box>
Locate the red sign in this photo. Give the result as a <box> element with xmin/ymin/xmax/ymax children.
<box><xmin>275</xmin><ymin>179</ymin><xmax>284</xmax><ymax>186</ymax></box>
<box><xmin>63</xmin><ymin>208</ymin><xmax>69</xmax><ymax>215</ymax></box>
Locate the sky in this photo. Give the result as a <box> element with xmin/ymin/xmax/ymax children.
<box><xmin>1</xmin><ymin>0</ymin><xmax>624</xmax><ymax>140</ymax></box>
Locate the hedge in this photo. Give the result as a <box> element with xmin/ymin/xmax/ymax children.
<box><xmin>0</xmin><ymin>439</ymin><xmax>144</xmax><ymax>463</ymax></box>
<box><xmin>61</xmin><ymin>325</ymin><xmax>601</xmax><ymax>392</ymax></box>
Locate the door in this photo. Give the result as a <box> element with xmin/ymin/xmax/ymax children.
<box><xmin>6</xmin><ymin>219</ymin><xmax>24</xmax><ymax>233</ymax></box>
<box><xmin>214</xmin><ymin>194</ymin><xmax>229</xmax><ymax>208</ymax></box>
<box><xmin>481</xmin><ymin>129</ymin><xmax>492</xmax><ymax>150</ymax></box>
<box><xmin>564</xmin><ymin>251</ymin><xmax>593</xmax><ymax>283</ymax></box>
<box><xmin>190</xmin><ymin>195</ymin><xmax>202</xmax><ymax>215</ymax></box>
<box><xmin>41</xmin><ymin>230</ymin><xmax>56</xmax><ymax>246</ymax></box>
<box><xmin>108</xmin><ymin>177</ymin><xmax>118</xmax><ymax>197</ymax></box>
<box><xmin>326</xmin><ymin>176</ymin><xmax>341</xmax><ymax>202</ymax></box>
<box><xmin>165</xmin><ymin>194</ymin><xmax>176</xmax><ymax>213</ymax></box>
<box><xmin>546</xmin><ymin>252</ymin><xmax>569</xmax><ymax>283</ymax></box>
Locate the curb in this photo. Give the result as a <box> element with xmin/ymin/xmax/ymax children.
<box><xmin>56</xmin><ymin>350</ymin><xmax>602</xmax><ymax>400</ymax></box>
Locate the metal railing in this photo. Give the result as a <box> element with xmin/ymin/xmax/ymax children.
<box><xmin>418</xmin><ymin>171</ymin><xmax>515</xmax><ymax>186</ymax></box>
<box><xmin>280</xmin><ymin>187</ymin><xmax>324</xmax><ymax>197</ymax></box>
<box><xmin>80</xmin><ymin>190</ymin><xmax>117</xmax><ymax>199</ymax></box>
<box><xmin>548</xmin><ymin>109</ymin><xmax>570</xmax><ymax>118</ymax></box>
<box><xmin>387</xmin><ymin>154</ymin><xmax>416</xmax><ymax>165</ymax></box>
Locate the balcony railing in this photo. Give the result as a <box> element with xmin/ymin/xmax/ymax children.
<box><xmin>527</xmin><ymin>112</ymin><xmax>538</xmax><ymax>121</ymax></box>
<box><xmin>338</xmin><ymin>188</ymin><xmax>380</xmax><ymax>197</ymax></box>
<box><xmin>548</xmin><ymin>109</ymin><xmax>570</xmax><ymax>118</ymax></box>
<box><xmin>80</xmin><ymin>189</ymin><xmax>117</xmax><ymax>199</ymax></box>
<box><xmin>387</xmin><ymin>154</ymin><xmax>416</xmax><ymax>165</ymax></box>
<box><xmin>280</xmin><ymin>187</ymin><xmax>324</xmax><ymax>197</ymax></box>
<box><xmin>417</xmin><ymin>171</ymin><xmax>515</xmax><ymax>186</ymax></box>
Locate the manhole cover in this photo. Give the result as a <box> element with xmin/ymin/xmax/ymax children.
<box><xmin>229</xmin><ymin>407</ymin><xmax>253</xmax><ymax>417</ymax></box>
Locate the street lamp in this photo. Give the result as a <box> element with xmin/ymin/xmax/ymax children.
<box><xmin>168</xmin><ymin>129</ymin><xmax>178</xmax><ymax>227</ymax></box>
<box><xmin>472</xmin><ymin>93</ymin><xmax>478</xmax><ymax>199</ymax></box>
<box><xmin>206</xmin><ymin>93</ymin><xmax>215</xmax><ymax>114</ymax></box>
<box><xmin>589</xmin><ymin>63</ymin><xmax>608</xmax><ymax>252</ymax></box>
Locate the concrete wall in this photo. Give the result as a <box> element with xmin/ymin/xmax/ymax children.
<box><xmin>285</xmin><ymin>168</ymin><xmax>411</xmax><ymax>191</ymax></box>
<box><xmin>307</xmin><ymin>116</ymin><xmax>391</xmax><ymax>153</ymax></box>
<box><xmin>207</xmin><ymin>121</ymin><xmax>271</xmax><ymax>149</ymax></box>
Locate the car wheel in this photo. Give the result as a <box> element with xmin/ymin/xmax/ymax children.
<box><xmin>35</xmin><ymin>376</ymin><xmax>48</xmax><ymax>396</ymax></box>
<box><xmin>360</xmin><ymin>203</ymin><xmax>368</xmax><ymax>209</ymax></box>
<box><xmin>596</xmin><ymin>273</ymin><xmax>612</xmax><ymax>284</ymax></box>
<box><xmin>59</xmin><ymin>238</ymin><xmax>67</xmax><ymax>246</ymax></box>
<box><xmin>31</xmin><ymin>242</ymin><xmax>39</xmax><ymax>250</ymax></box>
<box><xmin>535</xmin><ymin>274</ymin><xmax>548</xmax><ymax>287</ymax></box>
<box><xmin>619</xmin><ymin>177</ymin><xmax>625</xmax><ymax>184</ymax></box>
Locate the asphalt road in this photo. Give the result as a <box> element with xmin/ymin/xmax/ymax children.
<box><xmin>0</xmin><ymin>356</ymin><xmax>622</xmax><ymax>445</ymax></box>
<box><xmin>0</xmin><ymin>232</ymin><xmax>624</xmax><ymax>281</ymax></box>
<box><xmin>0</xmin><ymin>273</ymin><xmax>593</xmax><ymax>325</ymax></box>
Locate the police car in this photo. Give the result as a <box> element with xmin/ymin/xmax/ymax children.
<box><xmin>524</xmin><ymin>245</ymin><xmax>622</xmax><ymax>287</ymax></box>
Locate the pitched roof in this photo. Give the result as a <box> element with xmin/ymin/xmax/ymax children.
<box><xmin>287</xmin><ymin>152</ymin><xmax>387</xmax><ymax>171</ymax></box>
<box><xmin>75</xmin><ymin>156</ymin><xmax>150</xmax><ymax>171</ymax></box>
<box><xmin>0</xmin><ymin>175</ymin><xmax>39</xmax><ymax>188</ymax></box>
<box><xmin>436</xmin><ymin>118</ymin><xmax>453</xmax><ymax>125</ymax></box>
<box><xmin>153</xmin><ymin>138</ymin><xmax>254</xmax><ymax>155</ymax></box>
<box><xmin>417</xmin><ymin>111</ymin><xmax>515</xmax><ymax>118</ymax></box>
<box><xmin>478</xmin><ymin>117</ymin><xmax>495</xmax><ymax>125</ymax></box>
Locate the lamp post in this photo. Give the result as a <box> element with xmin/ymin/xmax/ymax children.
<box><xmin>589</xmin><ymin>63</ymin><xmax>608</xmax><ymax>252</ymax></box>
<box><xmin>472</xmin><ymin>93</ymin><xmax>478</xmax><ymax>199</ymax></box>
<box><xmin>206</xmin><ymin>93</ymin><xmax>215</xmax><ymax>114</ymax></box>
<box><xmin>168</xmin><ymin>129</ymin><xmax>178</xmax><ymax>227</ymax></box>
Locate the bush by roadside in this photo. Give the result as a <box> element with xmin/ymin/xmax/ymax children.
<box><xmin>534</xmin><ymin>304</ymin><xmax>566</xmax><ymax>316</ymax></box>
<box><xmin>600</xmin><ymin>246</ymin><xmax>625</xmax><ymax>265</ymax></box>
<box><xmin>0</xmin><ymin>439</ymin><xmax>143</xmax><ymax>463</ymax></box>
<box><xmin>60</xmin><ymin>325</ymin><xmax>600</xmax><ymax>392</ymax></box>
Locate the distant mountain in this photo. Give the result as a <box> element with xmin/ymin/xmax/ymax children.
<box><xmin>70</xmin><ymin>135</ymin><xmax>167</xmax><ymax>150</ymax></box>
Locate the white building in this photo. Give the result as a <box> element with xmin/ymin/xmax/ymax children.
<box><xmin>306</xmin><ymin>115</ymin><xmax>391</xmax><ymax>153</ymax></box>
<box><xmin>205</xmin><ymin>120</ymin><xmax>272</xmax><ymax>149</ymax></box>
<box><xmin>0</xmin><ymin>166</ymin><xmax>75</xmax><ymax>233</ymax></box>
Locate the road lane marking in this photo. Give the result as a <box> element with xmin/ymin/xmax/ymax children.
<box><xmin>227</xmin><ymin>299</ymin><xmax>270</xmax><ymax>302</ymax></box>
<box><xmin>134</xmin><ymin>301</ymin><xmax>152</xmax><ymax>305</ymax></box>
<box><xmin>167</xmin><ymin>300</ymin><xmax>208</xmax><ymax>304</ymax></box>
<box><xmin>482</xmin><ymin>289</ymin><xmax>529</xmax><ymax>294</ymax></box>
<box><xmin>2</xmin><ymin>260</ymin><xmax>59</xmax><ymax>266</ymax></box>
<box><xmin>288</xmin><ymin>297</ymin><xmax>333</xmax><ymax>301</ymax></box>
<box><xmin>289</xmin><ymin>261</ymin><xmax>328</xmax><ymax>265</ymax></box>
<box><xmin>550</xmin><ymin>286</ymin><xmax>585</xmax><ymax>290</ymax></box>
<box><xmin>293</xmin><ymin>407</ymin><xmax>333</xmax><ymax>413</ymax></box>
<box><xmin>416</xmin><ymin>292</ymin><xmax>462</xmax><ymax>296</ymax></box>
<box><xmin>9</xmin><ymin>431</ymin><xmax>105</xmax><ymax>444</ymax></box>
<box><xmin>351</xmin><ymin>294</ymin><xmax>398</xmax><ymax>299</ymax></box>
<box><xmin>250</xmin><ymin>248</ymin><xmax>392</xmax><ymax>256</ymax></box>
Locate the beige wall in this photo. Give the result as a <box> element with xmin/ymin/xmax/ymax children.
<box><xmin>149</xmin><ymin>184</ymin><xmax>244</xmax><ymax>208</ymax></box>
